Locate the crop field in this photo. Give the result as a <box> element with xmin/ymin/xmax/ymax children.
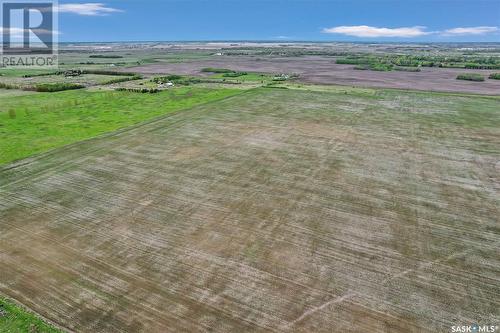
<box><xmin>1</xmin><ymin>87</ymin><xmax>499</xmax><ymax>332</ymax></box>
<box><xmin>0</xmin><ymin>87</ymin><xmax>240</xmax><ymax>165</ymax></box>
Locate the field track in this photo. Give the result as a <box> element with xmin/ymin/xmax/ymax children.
<box><xmin>1</xmin><ymin>88</ymin><xmax>499</xmax><ymax>332</ymax></box>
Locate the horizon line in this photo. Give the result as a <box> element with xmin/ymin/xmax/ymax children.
<box><xmin>59</xmin><ymin>40</ymin><xmax>500</xmax><ymax>44</ymax></box>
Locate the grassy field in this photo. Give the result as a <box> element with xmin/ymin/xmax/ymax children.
<box><xmin>0</xmin><ymin>74</ymin><xmax>132</xmax><ymax>90</ymax></box>
<box><xmin>0</xmin><ymin>87</ymin><xmax>498</xmax><ymax>332</ymax></box>
<box><xmin>0</xmin><ymin>297</ymin><xmax>61</xmax><ymax>333</ymax></box>
<box><xmin>210</xmin><ymin>72</ymin><xmax>276</xmax><ymax>83</ymax></box>
<box><xmin>0</xmin><ymin>68</ymin><xmax>57</xmax><ymax>77</ymax></box>
<box><xmin>0</xmin><ymin>87</ymin><xmax>241</xmax><ymax>165</ymax></box>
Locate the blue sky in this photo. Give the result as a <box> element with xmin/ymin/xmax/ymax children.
<box><xmin>57</xmin><ymin>0</ymin><xmax>500</xmax><ymax>42</ymax></box>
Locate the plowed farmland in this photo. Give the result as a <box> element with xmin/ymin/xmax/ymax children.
<box><xmin>1</xmin><ymin>87</ymin><xmax>499</xmax><ymax>332</ymax></box>
<box><xmin>125</xmin><ymin>56</ymin><xmax>500</xmax><ymax>95</ymax></box>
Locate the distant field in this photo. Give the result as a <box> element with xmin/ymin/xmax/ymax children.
<box><xmin>210</xmin><ymin>72</ymin><xmax>276</xmax><ymax>82</ymax></box>
<box><xmin>1</xmin><ymin>87</ymin><xmax>498</xmax><ymax>332</ymax></box>
<box><xmin>0</xmin><ymin>73</ymin><xmax>139</xmax><ymax>90</ymax></box>
<box><xmin>0</xmin><ymin>68</ymin><xmax>56</xmax><ymax>77</ymax></box>
<box><xmin>0</xmin><ymin>87</ymin><xmax>241</xmax><ymax>165</ymax></box>
<box><xmin>125</xmin><ymin>56</ymin><xmax>500</xmax><ymax>95</ymax></box>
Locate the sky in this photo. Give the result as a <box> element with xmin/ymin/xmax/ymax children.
<box><xmin>54</xmin><ymin>0</ymin><xmax>500</xmax><ymax>42</ymax></box>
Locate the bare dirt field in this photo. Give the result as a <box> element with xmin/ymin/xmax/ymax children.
<box><xmin>125</xmin><ymin>56</ymin><xmax>500</xmax><ymax>95</ymax></box>
<box><xmin>1</xmin><ymin>88</ymin><xmax>499</xmax><ymax>332</ymax></box>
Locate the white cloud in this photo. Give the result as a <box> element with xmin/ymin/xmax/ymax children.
<box><xmin>57</xmin><ymin>3</ymin><xmax>122</xmax><ymax>16</ymax></box>
<box><xmin>322</xmin><ymin>25</ymin><xmax>430</xmax><ymax>38</ymax></box>
<box><xmin>322</xmin><ymin>25</ymin><xmax>500</xmax><ymax>38</ymax></box>
<box><xmin>442</xmin><ymin>26</ymin><xmax>499</xmax><ymax>36</ymax></box>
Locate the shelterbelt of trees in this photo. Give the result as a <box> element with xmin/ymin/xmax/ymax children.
<box><xmin>336</xmin><ymin>54</ymin><xmax>500</xmax><ymax>71</ymax></box>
